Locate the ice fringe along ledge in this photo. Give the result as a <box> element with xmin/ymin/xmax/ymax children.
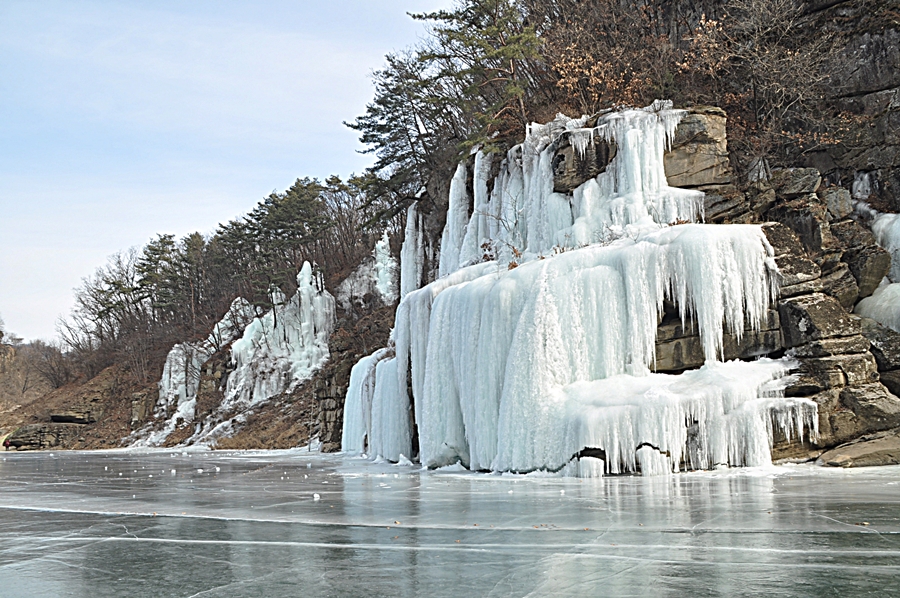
<box><xmin>343</xmin><ymin>102</ymin><xmax>818</xmax><ymax>476</ymax></box>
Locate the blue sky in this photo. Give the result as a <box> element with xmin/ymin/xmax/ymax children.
<box><xmin>0</xmin><ymin>0</ymin><xmax>448</xmax><ymax>341</ymax></box>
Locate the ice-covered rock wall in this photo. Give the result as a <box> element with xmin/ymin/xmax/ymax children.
<box><xmin>134</xmin><ymin>297</ymin><xmax>255</xmax><ymax>447</ymax></box>
<box><xmin>336</xmin><ymin>231</ymin><xmax>399</xmax><ymax>310</ymax></box>
<box><xmin>344</xmin><ymin>102</ymin><xmax>817</xmax><ymax>475</ymax></box>
<box><xmin>224</xmin><ymin>262</ymin><xmax>335</xmax><ymax>411</ymax></box>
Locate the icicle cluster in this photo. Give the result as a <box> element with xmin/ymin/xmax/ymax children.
<box><xmin>224</xmin><ymin>262</ymin><xmax>335</xmax><ymax>410</ymax></box>
<box><xmin>344</xmin><ymin>102</ymin><xmax>817</xmax><ymax>476</ymax></box>
<box><xmin>438</xmin><ymin>101</ymin><xmax>705</xmax><ymax>276</ymax></box>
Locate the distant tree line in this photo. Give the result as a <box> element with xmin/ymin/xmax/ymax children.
<box><xmin>59</xmin><ymin>176</ymin><xmax>395</xmax><ymax>384</ymax></box>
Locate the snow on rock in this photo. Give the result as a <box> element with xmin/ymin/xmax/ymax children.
<box><xmin>345</xmin><ymin>102</ymin><xmax>817</xmax><ymax>476</ymax></box>
<box><xmin>856</xmin><ymin>279</ymin><xmax>900</xmax><ymax>332</ymax></box>
<box><xmin>134</xmin><ymin>297</ymin><xmax>255</xmax><ymax>447</ymax></box>
<box><xmin>223</xmin><ymin>262</ymin><xmax>335</xmax><ymax>411</ymax></box>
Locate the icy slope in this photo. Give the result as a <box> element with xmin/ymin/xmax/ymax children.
<box><xmin>344</xmin><ymin>102</ymin><xmax>816</xmax><ymax>475</ymax></box>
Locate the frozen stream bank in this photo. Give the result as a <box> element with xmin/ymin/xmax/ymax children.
<box><xmin>1</xmin><ymin>451</ymin><xmax>899</xmax><ymax>597</ymax></box>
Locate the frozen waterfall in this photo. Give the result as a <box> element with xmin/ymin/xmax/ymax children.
<box><xmin>343</xmin><ymin>102</ymin><xmax>817</xmax><ymax>476</ymax></box>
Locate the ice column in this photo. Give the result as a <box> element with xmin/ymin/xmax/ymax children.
<box><xmin>438</xmin><ymin>164</ymin><xmax>471</xmax><ymax>276</ymax></box>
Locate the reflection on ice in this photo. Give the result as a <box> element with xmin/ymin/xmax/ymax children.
<box><xmin>1</xmin><ymin>451</ymin><xmax>898</xmax><ymax>597</ymax></box>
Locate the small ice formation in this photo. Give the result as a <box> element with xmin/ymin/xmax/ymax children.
<box><xmin>855</xmin><ymin>212</ymin><xmax>900</xmax><ymax>331</ymax></box>
<box><xmin>335</xmin><ymin>231</ymin><xmax>398</xmax><ymax>309</ymax></box>
<box><xmin>856</xmin><ymin>280</ymin><xmax>900</xmax><ymax>332</ymax></box>
<box><xmin>134</xmin><ymin>298</ymin><xmax>255</xmax><ymax>447</ymax></box>
<box><xmin>343</xmin><ymin>102</ymin><xmax>817</xmax><ymax>476</ymax></box>
<box><xmin>373</xmin><ymin>231</ymin><xmax>398</xmax><ymax>303</ymax></box>
<box><xmin>224</xmin><ymin>262</ymin><xmax>335</xmax><ymax>411</ymax></box>
<box><xmin>852</xmin><ymin>171</ymin><xmax>873</xmax><ymax>201</ymax></box>
<box><xmin>871</xmin><ymin>213</ymin><xmax>900</xmax><ymax>283</ymax></box>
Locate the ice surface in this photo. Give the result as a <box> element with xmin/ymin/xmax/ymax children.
<box><xmin>1</xmin><ymin>451</ymin><xmax>898</xmax><ymax>597</ymax></box>
<box><xmin>351</xmin><ymin>103</ymin><xmax>812</xmax><ymax>476</ymax></box>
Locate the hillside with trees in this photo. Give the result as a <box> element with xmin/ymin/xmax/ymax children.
<box><xmin>2</xmin><ymin>0</ymin><xmax>897</xmax><ymax>451</ymax></box>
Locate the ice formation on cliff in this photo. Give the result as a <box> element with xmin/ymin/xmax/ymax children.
<box><xmin>854</xmin><ymin>213</ymin><xmax>900</xmax><ymax>331</ymax></box>
<box><xmin>373</xmin><ymin>231</ymin><xmax>398</xmax><ymax>303</ymax></box>
<box><xmin>400</xmin><ymin>202</ymin><xmax>427</xmax><ymax>299</ymax></box>
<box><xmin>224</xmin><ymin>262</ymin><xmax>335</xmax><ymax>411</ymax></box>
<box><xmin>343</xmin><ymin>102</ymin><xmax>817</xmax><ymax>476</ymax></box>
<box><xmin>135</xmin><ymin>298</ymin><xmax>255</xmax><ymax>447</ymax></box>
<box><xmin>336</xmin><ymin>231</ymin><xmax>399</xmax><ymax>309</ymax></box>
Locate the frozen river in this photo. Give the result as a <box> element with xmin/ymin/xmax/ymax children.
<box><xmin>1</xmin><ymin>450</ymin><xmax>898</xmax><ymax>597</ymax></box>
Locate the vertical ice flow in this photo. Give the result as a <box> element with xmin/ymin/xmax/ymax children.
<box><xmin>346</xmin><ymin>102</ymin><xmax>816</xmax><ymax>476</ymax></box>
<box><xmin>373</xmin><ymin>231</ymin><xmax>398</xmax><ymax>303</ymax></box>
<box><xmin>224</xmin><ymin>262</ymin><xmax>335</xmax><ymax>411</ymax></box>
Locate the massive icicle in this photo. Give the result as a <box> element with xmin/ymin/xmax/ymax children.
<box><xmin>346</xmin><ymin>102</ymin><xmax>817</xmax><ymax>476</ymax></box>
<box><xmin>399</xmin><ymin>203</ymin><xmax>426</xmax><ymax>299</ymax></box>
<box><xmin>223</xmin><ymin>262</ymin><xmax>335</xmax><ymax>411</ymax></box>
<box><xmin>341</xmin><ymin>348</ymin><xmax>392</xmax><ymax>454</ymax></box>
<box><xmin>438</xmin><ymin>164</ymin><xmax>471</xmax><ymax>277</ymax></box>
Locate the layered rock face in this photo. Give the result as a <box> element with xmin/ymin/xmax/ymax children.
<box><xmin>546</xmin><ymin>106</ymin><xmax>900</xmax><ymax>465</ymax></box>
